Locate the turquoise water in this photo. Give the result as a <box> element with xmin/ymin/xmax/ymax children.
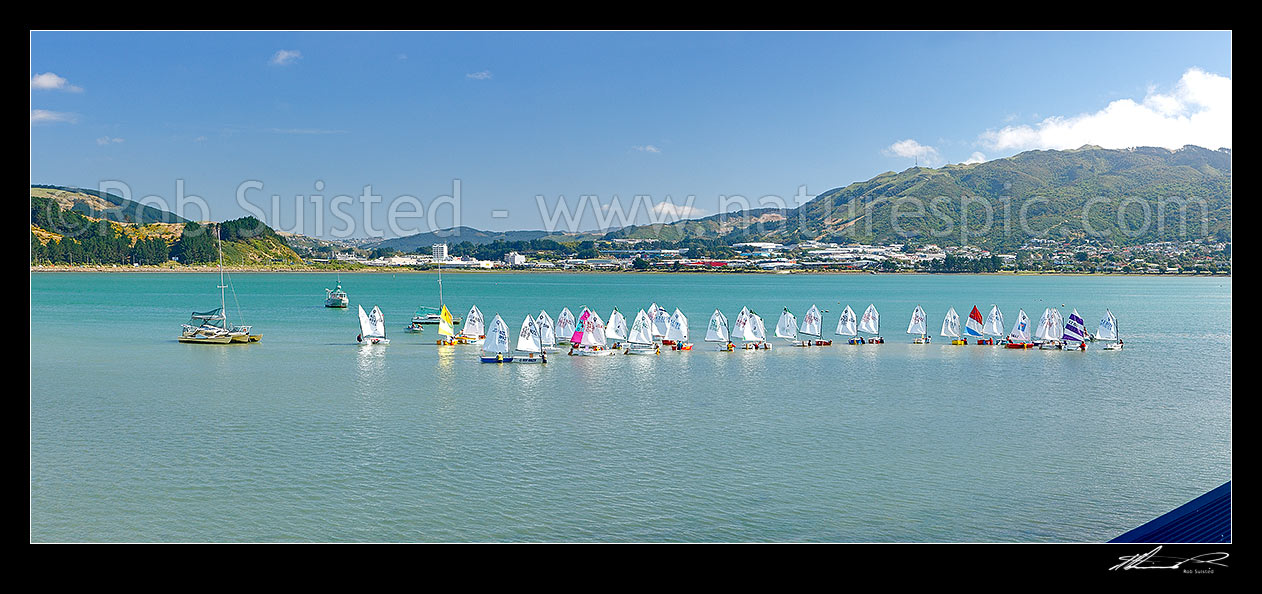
<box><xmin>30</xmin><ymin>272</ymin><xmax>1232</xmax><ymax>542</ymax></box>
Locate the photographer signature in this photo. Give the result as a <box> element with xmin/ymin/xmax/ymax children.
<box><xmin>1110</xmin><ymin>546</ymin><xmax>1229</xmax><ymax>570</ymax></box>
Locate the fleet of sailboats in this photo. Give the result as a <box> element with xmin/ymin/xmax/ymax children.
<box><xmin>299</xmin><ymin>276</ymin><xmax>1135</xmax><ymax>358</ymax></box>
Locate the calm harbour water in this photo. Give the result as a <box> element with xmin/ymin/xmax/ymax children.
<box><xmin>30</xmin><ymin>271</ymin><xmax>1232</xmax><ymax>542</ymax></box>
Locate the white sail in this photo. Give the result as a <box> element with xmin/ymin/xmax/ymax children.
<box><xmin>516</xmin><ymin>315</ymin><xmax>542</xmax><ymax>353</ymax></box>
<box><xmin>1062</xmin><ymin>309</ymin><xmax>1088</xmax><ymax>342</ymax></box>
<box><xmin>800</xmin><ymin>304</ymin><xmax>822</xmax><ymax>337</ymax></box>
<box><xmin>941</xmin><ymin>307</ymin><xmax>960</xmax><ymax>338</ymax></box>
<box><xmin>906</xmin><ymin>305</ymin><xmax>927</xmax><ymax>335</ymax></box>
<box><xmin>751</xmin><ymin>313</ymin><xmax>767</xmax><ymax>341</ymax></box>
<box><xmin>1095</xmin><ymin>309</ymin><xmax>1118</xmax><ymax>341</ymax></box>
<box><xmin>666</xmin><ymin>309</ymin><xmax>689</xmax><ymax>342</ymax></box>
<box><xmin>358</xmin><ymin>305</ymin><xmax>373</xmax><ymax>337</ymax></box>
<box><xmin>982</xmin><ymin>305</ymin><xmax>1005</xmax><ymax>337</ymax></box>
<box><xmin>1034</xmin><ymin>308</ymin><xmax>1061</xmax><ymax>341</ymax></box>
<box><xmin>835</xmin><ymin>305</ymin><xmax>857</xmax><ymax>336</ymax></box>
<box><xmin>628</xmin><ymin>309</ymin><xmax>655</xmax><ymax>345</ymax></box>
<box><xmin>732</xmin><ymin>307</ymin><xmax>758</xmax><ymax>341</ymax></box>
<box><xmin>652</xmin><ymin>306</ymin><xmax>671</xmax><ymax>338</ymax></box>
<box><xmin>460</xmin><ymin>305</ymin><xmax>485</xmax><ymax>337</ymax></box>
<box><xmin>858</xmin><ymin>304</ymin><xmax>880</xmax><ymax>335</ymax></box>
<box><xmin>556</xmin><ymin>307</ymin><xmax>576</xmax><ymax>341</ymax></box>
<box><xmin>775</xmin><ymin>308</ymin><xmax>798</xmax><ymax>340</ymax></box>
<box><xmin>579</xmin><ymin>311</ymin><xmax>603</xmax><ymax>347</ymax></box>
<box><xmin>483</xmin><ymin>314</ymin><xmax>512</xmax><ymax>354</ymax></box>
<box><xmin>606</xmin><ymin>309</ymin><xmax>628</xmax><ymax>341</ymax></box>
<box><xmin>592</xmin><ymin>312</ymin><xmax>608</xmax><ymax>345</ymax></box>
<box><xmin>537</xmin><ymin>310</ymin><xmax>556</xmax><ymax>346</ymax></box>
<box><xmin>706</xmin><ymin>309</ymin><xmax>730</xmax><ymax>343</ymax></box>
<box><xmin>1008</xmin><ymin>309</ymin><xmax>1032</xmax><ymax>342</ymax></box>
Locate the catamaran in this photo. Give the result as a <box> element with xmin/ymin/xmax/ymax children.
<box><xmin>942</xmin><ymin>307</ymin><xmax>965</xmax><ymax>345</ymax></box>
<box><xmin>706</xmin><ymin>308</ymin><xmax>733</xmax><ymax>351</ymax></box>
<box><xmin>962</xmin><ymin>305</ymin><xmax>986</xmax><ymax>345</ymax></box>
<box><xmin>178</xmin><ymin>226</ymin><xmax>259</xmax><ymax>344</ymax></box>
<box><xmin>1061</xmin><ymin>309</ymin><xmax>1089</xmax><ymax>351</ymax></box>
<box><xmin>1096</xmin><ymin>309</ymin><xmax>1124</xmax><ymax>350</ymax></box>
<box><xmin>666</xmin><ymin>309</ymin><xmax>692</xmax><ymax>350</ymax></box>
<box><xmin>356</xmin><ymin>305</ymin><xmax>389</xmax><ymax>345</ymax></box>
<box><xmin>606</xmin><ymin>308</ymin><xmax>629</xmax><ymax>349</ymax></box>
<box><xmin>324</xmin><ymin>275</ymin><xmax>348</xmax><ymax>308</ymax></box>
<box><xmin>796</xmin><ymin>304</ymin><xmax>831</xmax><ymax>346</ymax></box>
<box><xmin>480</xmin><ymin>314</ymin><xmax>513</xmax><ymax>363</ymax></box>
<box><xmin>537</xmin><ymin>310</ymin><xmax>560</xmax><ymax>352</ymax></box>
<box><xmin>836</xmin><ymin>305</ymin><xmax>862</xmax><ymax>345</ymax></box>
<box><xmin>1034</xmin><ymin>308</ymin><xmax>1064</xmax><ymax>350</ymax></box>
<box><xmin>514</xmin><ymin>314</ymin><xmax>547</xmax><ymax>363</ymax></box>
<box><xmin>1004</xmin><ymin>308</ymin><xmax>1034</xmax><ymax>349</ymax></box>
<box><xmin>907</xmin><ymin>305</ymin><xmax>930</xmax><ymax>344</ymax></box>
<box><xmin>456</xmin><ymin>305</ymin><xmax>485</xmax><ymax>344</ymax></box>
<box><xmin>569</xmin><ymin>308</ymin><xmax>615</xmax><ymax>356</ymax></box>
<box><xmin>859</xmin><ymin>304</ymin><xmax>883</xmax><ymax>344</ymax></box>
<box><xmin>624</xmin><ymin>309</ymin><xmax>659</xmax><ymax>355</ymax></box>
<box><xmin>979</xmin><ymin>305</ymin><xmax>1004</xmax><ymax>346</ymax></box>
<box><xmin>555</xmin><ymin>308</ymin><xmax>576</xmax><ymax>345</ymax></box>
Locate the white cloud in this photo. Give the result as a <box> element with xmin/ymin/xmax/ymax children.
<box><xmin>962</xmin><ymin>152</ymin><xmax>987</xmax><ymax>164</ymax></box>
<box><xmin>650</xmin><ymin>201</ymin><xmax>705</xmax><ymax>220</ymax></box>
<box><xmin>31</xmin><ymin>72</ymin><xmax>82</xmax><ymax>92</ymax></box>
<box><xmin>270</xmin><ymin>50</ymin><xmax>302</xmax><ymax>66</ymax></box>
<box><xmin>194</xmin><ymin>136</ymin><xmax>207</xmax><ymax>143</ymax></box>
<box><xmin>980</xmin><ymin>67</ymin><xmax>1231</xmax><ymax>152</ymax></box>
<box><xmin>885</xmin><ymin>139</ymin><xmax>940</xmax><ymax>165</ymax></box>
<box><xmin>30</xmin><ymin>109</ymin><xmax>77</xmax><ymax>125</ymax></box>
<box><xmin>632</xmin><ymin>145</ymin><xmax>662</xmax><ymax>153</ymax></box>
<box><xmin>466</xmin><ymin>70</ymin><xmax>493</xmax><ymax>80</ymax></box>
<box><xmin>96</xmin><ymin>136</ymin><xmax>124</xmax><ymax>145</ymax></box>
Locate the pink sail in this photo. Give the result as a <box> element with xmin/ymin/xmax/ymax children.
<box><xmin>570</xmin><ymin>308</ymin><xmax>591</xmax><ymax>344</ymax></box>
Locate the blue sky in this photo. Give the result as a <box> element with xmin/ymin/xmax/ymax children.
<box><xmin>30</xmin><ymin>31</ymin><xmax>1232</xmax><ymax>238</ymax></box>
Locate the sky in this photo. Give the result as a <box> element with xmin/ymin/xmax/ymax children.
<box><xmin>30</xmin><ymin>30</ymin><xmax>1232</xmax><ymax>239</ymax></box>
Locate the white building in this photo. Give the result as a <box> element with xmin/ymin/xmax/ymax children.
<box><xmin>503</xmin><ymin>251</ymin><xmax>526</xmax><ymax>266</ymax></box>
<box><xmin>432</xmin><ymin>243</ymin><xmax>448</xmax><ymax>262</ymax></box>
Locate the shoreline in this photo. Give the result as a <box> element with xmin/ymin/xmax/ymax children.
<box><xmin>29</xmin><ymin>265</ymin><xmax>1231</xmax><ymax>277</ymax></box>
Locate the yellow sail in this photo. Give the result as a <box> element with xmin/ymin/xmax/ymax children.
<box><xmin>438</xmin><ymin>305</ymin><xmax>455</xmax><ymax>337</ymax></box>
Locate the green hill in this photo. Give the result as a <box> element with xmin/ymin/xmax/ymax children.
<box><xmin>31</xmin><ymin>185</ymin><xmax>190</xmax><ymax>224</ymax></box>
<box><xmin>366</xmin><ymin>226</ymin><xmax>604</xmax><ymax>252</ymax></box>
<box><xmin>607</xmin><ymin>145</ymin><xmax>1231</xmax><ymax>250</ymax></box>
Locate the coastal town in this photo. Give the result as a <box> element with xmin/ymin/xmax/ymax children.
<box><xmin>300</xmin><ymin>236</ymin><xmax>1232</xmax><ymax>275</ymax></box>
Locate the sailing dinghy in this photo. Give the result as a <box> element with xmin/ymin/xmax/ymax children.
<box><xmin>537</xmin><ymin>310</ymin><xmax>561</xmax><ymax>352</ymax></box>
<box><xmin>1096</xmin><ymin>309</ymin><xmax>1123</xmax><ymax>350</ymax></box>
<box><xmin>962</xmin><ymin>306</ymin><xmax>986</xmax><ymax>345</ymax></box>
<box><xmin>357</xmin><ymin>305</ymin><xmax>389</xmax><ymax>345</ymax></box>
<box><xmin>624</xmin><ymin>309</ymin><xmax>659</xmax><ymax>355</ymax></box>
<box><xmin>650</xmin><ymin>304</ymin><xmax>673</xmax><ymax>345</ymax></box>
<box><xmin>1061</xmin><ymin>309</ymin><xmax>1089</xmax><ymax>351</ymax></box>
<box><xmin>1004</xmin><ymin>309</ymin><xmax>1034</xmax><ymax>348</ymax></box>
<box><xmin>775</xmin><ymin>307</ymin><xmax>799</xmax><ymax>345</ymax></box>
<box><xmin>942</xmin><ymin>307</ymin><xmax>964</xmax><ymax>345</ymax></box>
<box><xmin>706</xmin><ymin>309</ymin><xmax>733</xmax><ymax>351</ymax></box>
<box><xmin>555</xmin><ymin>308</ymin><xmax>576</xmax><ymax>345</ymax></box>
<box><xmin>859</xmin><ymin>304</ymin><xmax>884</xmax><ymax>344</ymax></box>
<box><xmin>666</xmin><ymin>309</ymin><xmax>692</xmax><ymax>350</ymax></box>
<box><xmin>514</xmin><ymin>314</ymin><xmax>547</xmax><ymax>363</ymax></box>
<box><xmin>1035</xmin><ymin>308</ymin><xmax>1064</xmax><ymax>350</ymax></box>
<box><xmin>606</xmin><ymin>308</ymin><xmax>629</xmax><ymax>349</ymax></box>
<box><xmin>480</xmin><ymin>314</ymin><xmax>513</xmax><ymax>363</ymax></box>
<box><xmin>435</xmin><ymin>305</ymin><xmax>457</xmax><ymax>345</ymax></box>
<box><xmin>836</xmin><ymin>305</ymin><xmax>862</xmax><ymax>345</ymax></box>
<box><xmin>732</xmin><ymin>307</ymin><xmax>769</xmax><ymax>349</ymax></box>
<box><xmin>907</xmin><ymin>305</ymin><xmax>931</xmax><ymax>344</ymax></box>
<box><xmin>457</xmin><ymin>305</ymin><xmax>485</xmax><ymax>344</ymax></box>
<box><xmin>569</xmin><ymin>308</ymin><xmax>615</xmax><ymax>356</ymax></box>
<box><xmin>797</xmin><ymin>304</ymin><xmax>830</xmax><ymax>346</ymax></box>
<box><xmin>979</xmin><ymin>305</ymin><xmax>1004</xmax><ymax>346</ymax></box>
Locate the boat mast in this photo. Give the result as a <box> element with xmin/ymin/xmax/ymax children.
<box><xmin>217</xmin><ymin>225</ymin><xmax>228</xmax><ymax>328</ymax></box>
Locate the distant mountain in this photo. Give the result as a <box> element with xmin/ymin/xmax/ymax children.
<box><xmin>31</xmin><ymin>185</ymin><xmax>190</xmax><ymax>224</ymax></box>
<box><xmin>365</xmin><ymin>226</ymin><xmax>603</xmax><ymax>251</ymax></box>
<box><xmin>605</xmin><ymin>145</ymin><xmax>1232</xmax><ymax>250</ymax></box>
